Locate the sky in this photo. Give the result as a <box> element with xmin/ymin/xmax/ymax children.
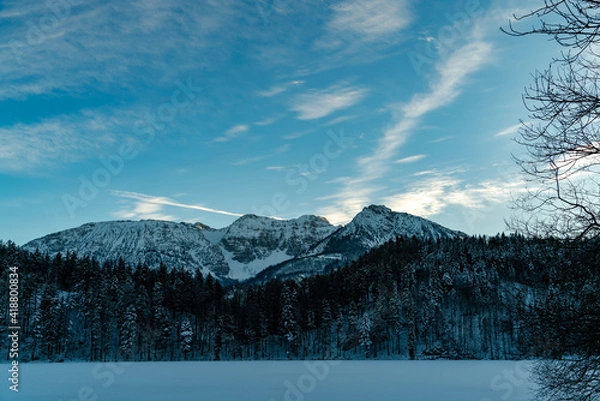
<box><xmin>0</xmin><ymin>0</ymin><xmax>561</xmax><ymax>245</ymax></box>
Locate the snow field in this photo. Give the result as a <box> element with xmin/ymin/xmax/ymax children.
<box><xmin>1</xmin><ymin>360</ymin><xmax>536</xmax><ymax>401</ymax></box>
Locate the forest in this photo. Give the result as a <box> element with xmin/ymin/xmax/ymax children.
<box><xmin>1</xmin><ymin>234</ymin><xmax>598</xmax><ymax>362</ymax></box>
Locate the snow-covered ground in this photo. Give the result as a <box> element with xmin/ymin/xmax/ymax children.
<box><xmin>1</xmin><ymin>360</ymin><xmax>536</xmax><ymax>401</ymax></box>
<box><xmin>223</xmin><ymin>248</ymin><xmax>292</xmax><ymax>280</ymax></box>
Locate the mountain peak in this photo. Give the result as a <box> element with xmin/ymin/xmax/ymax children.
<box><xmin>310</xmin><ymin>205</ymin><xmax>462</xmax><ymax>256</ymax></box>
<box><xmin>362</xmin><ymin>204</ymin><xmax>393</xmax><ymax>214</ymax></box>
<box><xmin>194</xmin><ymin>222</ymin><xmax>214</xmax><ymax>231</ymax></box>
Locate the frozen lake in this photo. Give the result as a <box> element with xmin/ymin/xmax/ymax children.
<box><xmin>2</xmin><ymin>360</ymin><xmax>536</xmax><ymax>401</ymax></box>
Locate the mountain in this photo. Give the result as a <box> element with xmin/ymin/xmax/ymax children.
<box><xmin>23</xmin><ymin>215</ymin><xmax>339</xmax><ymax>280</ymax></box>
<box><xmin>251</xmin><ymin>205</ymin><xmax>464</xmax><ymax>281</ymax></box>
<box><xmin>309</xmin><ymin>204</ymin><xmax>461</xmax><ymax>256</ymax></box>
<box><xmin>23</xmin><ymin>220</ymin><xmax>230</xmax><ymax>277</ymax></box>
<box><xmin>4</xmin><ymin>229</ymin><xmax>583</xmax><ymax>363</ymax></box>
<box><xmin>23</xmin><ymin>205</ymin><xmax>462</xmax><ymax>281</ymax></box>
<box><xmin>217</xmin><ymin>214</ymin><xmax>338</xmax><ymax>279</ymax></box>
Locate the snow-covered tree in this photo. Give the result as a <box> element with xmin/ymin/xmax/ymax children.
<box><xmin>281</xmin><ymin>282</ymin><xmax>299</xmax><ymax>358</ymax></box>
<box><xmin>180</xmin><ymin>317</ymin><xmax>193</xmax><ymax>360</ymax></box>
<box><xmin>119</xmin><ymin>305</ymin><xmax>137</xmax><ymax>360</ymax></box>
<box><xmin>359</xmin><ymin>313</ymin><xmax>373</xmax><ymax>358</ymax></box>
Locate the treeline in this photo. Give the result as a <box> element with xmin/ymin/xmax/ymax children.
<box><xmin>0</xmin><ymin>235</ymin><xmax>596</xmax><ymax>362</ymax></box>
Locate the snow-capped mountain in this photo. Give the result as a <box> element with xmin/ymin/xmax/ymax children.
<box><xmin>251</xmin><ymin>205</ymin><xmax>464</xmax><ymax>282</ymax></box>
<box><xmin>23</xmin><ymin>215</ymin><xmax>339</xmax><ymax>280</ymax></box>
<box><xmin>310</xmin><ymin>204</ymin><xmax>462</xmax><ymax>257</ymax></box>
<box><xmin>23</xmin><ymin>220</ymin><xmax>230</xmax><ymax>277</ymax></box>
<box><xmin>23</xmin><ymin>205</ymin><xmax>463</xmax><ymax>282</ymax></box>
<box><xmin>217</xmin><ymin>214</ymin><xmax>338</xmax><ymax>279</ymax></box>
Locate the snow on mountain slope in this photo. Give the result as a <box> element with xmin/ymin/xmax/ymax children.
<box><xmin>194</xmin><ymin>222</ymin><xmax>227</xmax><ymax>245</ymax></box>
<box><xmin>22</xmin><ymin>215</ymin><xmax>338</xmax><ymax>280</ymax></box>
<box><xmin>222</xmin><ymin>248</ymin><xmax>292</xmax><ymax>281</ymax></box>
<box><xmin>252</xmin><ymin>205</ymin><xmax>464</xmax><ymax>282</ymax></box>
<box><xmin>218</xmin><ymin>214</ymin><xmax>338</xmax><ymax>277</ymax></box>
<box><xmin>309</xmin><ymin>205</ymin><xmax>462</xmax><ymax>257</ymax></box>
<box><xmin>23</xmin><ymin>220</ymin><xmax>230</xmax><ymax>277</ymax></box>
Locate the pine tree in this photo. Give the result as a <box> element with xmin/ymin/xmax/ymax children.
<box><xmin>152</xmin><ymin>282</ymin><xmax>171</xmax><ymax>360</ymax></box>
<box><xmin>31</xmin><ymin>309</ymin><xmax>43</xmax><ymax>361</ymax></box>
<box><xmin>38</xmin><ymin>285</ymin><xmax>61</xmax><ymax>360</ymax></box>
<box><xmin>359</xmin><ymin>313</ymin><xmax>373</xmax><ymax>359</ymax></box>
<box><xmin>180</xmin><ymin>317</ymin><xmax>193</xmax><ymax>360</ymax></box>
<box><xmin>281</xmin><ymin>282</ymin><xmax>299</xmax><ymax>358</ymax></box>
<box><xmin>119</xmin><ymin>305</ymin><xmax>138</xmax><ymax>360</ymax></box>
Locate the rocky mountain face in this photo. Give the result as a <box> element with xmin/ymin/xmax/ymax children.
<box><xmin>251</xmin><ymin>205</ymin><xmax>464</xmax><ymax>282</ymax></box>
<box><xmin>310</xmin><ymin>205</ymin><xmax>461</xmax><ymax>257</ymax></box>
<box><xmin>23</xmin><ymin>205</ymin><xmax>463</xmax><ymax>281</ymax></box>
<box><xmin>23</xmin><ymin>220</ymin><xmax>231</xmax><ymax>277</ymax></box>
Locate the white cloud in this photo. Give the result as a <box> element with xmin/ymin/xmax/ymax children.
<box><xmin>325</xmin><ymin>115</ymin><xmax>358</xmax><ymax>126</ymax></box>
<box><xmin>317</xmin><ymin>12</ymin><xmax>494</xmax><ymax>223</ymax></box>
<box><xmin>325</xmin><ymin>0</ymin><xmax>411</xmax><ymax>45</ymax></box>
<box><xmin>403</xmin><ymin>41</ymin><xmax>492</xmax><ymax>119</ymax></box>
<box><xmin>232</xmin><ymin>143</ymin><xmax>290</xmax><ymax>166</ymax></box>
<box><xmin>308</xmin><ymin>0</ymin><xmax>413</xmax><ymax>74</ymax></box>
<box><xmin>282</xmin><ymin>129</ymin><xmax>315</xmax><ymax>140</ymax></box>
<box><xmin>317</xmin><ymin>182</ymin><xmax>382</xmax><ymax>225</ymax></box>
<box><xmin>114</xmin><ymin>200</ymin><xmax>177</xmax><ymax>222</ymax></box>
<box><xmin>0</xmin><ymin>1</ymin><xmax>239</xmax><ymax>101</ymax></box>
<box><xmin>382</xmin><ymin>173</ymin><xmax>526</xmax><ymax>219</ymax></box>
<box><xmin>254</xmin><ymin>117</ymin><xmax>278</xmax><ymax>126</ymax></box>
<box><xmin>360</xmin><ymin>40</ymin><xmax>491</xmax><ymax>177</ymax></box>
<box><xmin>111</xmin><ymin>190</ymin><xmax>244</xmax><ymax>219</ymax></box>
<box><xmin>0</xmin><ymin>111</ymin><xmax>123</xmax><ymax>172</ymax></box>
<box><xmin>232</xmin><ymin>156</ymin><xmax>266</xmax><ymax>166</ymax></box>
<box><xmin>431</xmin><ymin>136</ymin><xmax>453</xmax><ymax>143</ymax></box>
<box><xmin>395</xmin><ymin>154</ymin><xmax>427</xmax><ymax>164</ymax></box>
<box><xmin>215</xmin><ymin>124</ymin><xmax>249</xmax><ymax>143</ymax></box>
<box><xmin>494</xmin><ymin>122</ymin><xmax>523</xmax><ymax>137</ymax></box>
<box><xmin>290</xmin><ymin>84</ymin><xmax>368</xmax><ymax>120</ymax></box>
<box><xmin>256</xmin><ymin>80</ymin><xmax>304</xmax><ymax>97</ymax></box>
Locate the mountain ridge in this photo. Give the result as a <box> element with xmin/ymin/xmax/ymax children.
<box><xmin>23</xmin><ymin>205</ymin><xmax>463</xmax><ymax>281</ymax></box>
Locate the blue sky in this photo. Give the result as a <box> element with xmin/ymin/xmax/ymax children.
<box><xmin>0</xmin><ymin>0</ymin><xmax>559</xmax><ymax>244</ymax></box>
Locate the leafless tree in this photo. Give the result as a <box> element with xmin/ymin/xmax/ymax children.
<box><xmin>503</xmin><ymin>0</ymin><xmax>600</xmax><ymax>239</ymax></box>
<box><xmin>504</xmin><ymin>2</ymin><xmax>600</xmax><ymax>400</ymax></box>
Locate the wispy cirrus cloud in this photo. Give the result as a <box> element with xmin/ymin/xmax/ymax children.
<box><xmin>360</xmin><ymin>40</ymin><xmax>491</xmax><ymax>177</ymax></box>
<box><xmin>290</xmin><ymin>83</ymin><xmax>368</xmax><ymax>120</ymax></box>
<box><xmin>256</xmin><ymin>80</ymin><xmax>304</xmax><ymax>97</ymax></box>
<box><xmin>111</xmin><ymin>190</ymin><xmax>244</xmax><ymax>220</ymax></box>
<box><xmin>0</xmin><ymin>0</ymin><xmax>241</xmax><ymax>101</ymax></box>
<box><xmin>317</xmin><ymin>13</ymin><xmax>494</xmax><ymax>224</ymax></box>
<box><xmin>232</xmin><ymin>143</ymin><xmax>291</xmax><ymax>166</ymax></box>
<box><xmin>318</xmin><ymin>0</ymin><xmax>411</xmax><ymax>49</ymax></box>
<box><xmin>254</xmin><ymin>117</ymin><xmax>278</xmax><ymax>126</ymax></box>
<box><xmin>493</xmin><ymin>122</ymin><xmax>534</xmax><ymax>137</ymax></box>
<box><xmin>215</xmin><ymin>124</ymin><xmax>249</xmax><ymax>143</ymax></box>
<box><xmin>0</xmin><ymin>111</ymin><xmax>126</xmax><ymax>172</ymax></box>
<box><xmin>494</xmin><ymin>123</ymin><xmax>522</xmax><ymax>137</ymax></box>
<box><xmin>395</xmin><ymin>154</ymin><xmax>428</xmax><ymax>164</ymax></box>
